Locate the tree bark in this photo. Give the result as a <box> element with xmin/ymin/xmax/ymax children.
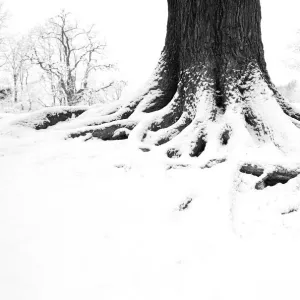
<box><xmin>168</xmin><ymin>0</ymin><xmax>266</xmax><ymax>69</ymax></box>
<box><xmin>163</xmin><ymin>0</ymin><xmax>270</xmax><ymax>114</ymax></box>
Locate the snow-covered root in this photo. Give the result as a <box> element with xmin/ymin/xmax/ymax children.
<box><xmin>66</xmin><ymin>68</ymin><xmax>209</xmax><ymax>147</ymax></box>
<box><xmin>240</xmin><ymin>67</ymin><xmax>300</xmax><ymax>153</ymax></box>
<box><xmin>63</xmin><ymin>62</ymin><xmax>300</xmax><ymax>171</ymax></box>
<box><xmin>150</xmin><ymin>112</ymin><xmax>193</xmax><ymax>146</ymax></box>
<box><xmin>126</xmin><ymin>70</ymin><xmax>213</xmax><ymax>148</ymax></box>
<box><xmin>64</xmin><ymin>91</ymin><xmax>185</xmax><ymax>143</ymax></box>
<box><xmin>135</xmin><ymin>70</ymin><xmax>213</xmax><ymax>146</ymax></box>
<box><xmin>240</xmin><ymin>163</ymin><xmax>300</xmax><ymax>190</ymax></box>
<box><xmin>151</xmin><ymin>64</ymin><xmax>300</xmax><ymax>179</ymax></box>
<box><xmin>7</xmin><ymin>51</ymin><xmax>176</xmax><ymax>135</ymax></box>
<box><xmin>66</xmin><ymin>120</ymin><xmax>137</xmax><ymax>140</ymax></box>
<box><xmin>133</xmin><ymin>91</ymin><xmax>185</xmax><ymax>135</ymax></box>
<box><xmin>156</xmin><ymin>88</ymin><xmax>221</xmax><ymax>160</ymax></box>
<box><xmin>55</xmin><ymin>58</ymin><xmax>178</xmax><ymax>132</ymax></box>
<box><xmin>22</xmin><ymin>61</ymin><xmax>300</xmax><ymax>190</ymax></box>
<box><xmin>163</xmin><ymin>119</ymin><xmax>207</xmax><ymax>159</ymax></box>
<box><xmin>56</xmin><ymin>89</ymin><xmax>169</xmax><ymax>132</ymax></box>
<box><xmin>128</xmin><ymin>94</ymin><xmax>190</xmax><ymax>146</ymax></box>
<box><xmin>11</xmin><ymin>106</ymin><xmax>89</xmax><ymax>130</ymax></box>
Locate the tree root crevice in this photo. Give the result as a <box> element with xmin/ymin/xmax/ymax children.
<box><xmin>154</xmin><ymin>114</ymin><xmax>193</xmax><ymax>146</ymax></box>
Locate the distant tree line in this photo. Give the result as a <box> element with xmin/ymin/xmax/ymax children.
<box><xmin>0</xmin><ymin>5</ymin><xmax>127</xmax><ymax>112</ymax></box>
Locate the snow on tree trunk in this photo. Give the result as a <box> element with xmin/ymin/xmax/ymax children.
<box><xmin>17</xmin><ymin>0</ymin><xmax>300</xmax><ymax>188</ymax></box>
<box><xmin>65</xmin><ymin>0</ymin><xmax>300</xmax><ymax>152</ymax></box>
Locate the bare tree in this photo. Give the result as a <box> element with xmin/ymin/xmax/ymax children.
<box><xmin>28</xmin><ymin>30</ymin><xmax>61</xmax><ymax>106</ymax></box>
<box><xmin>28</xmin><ymin>10</ymin><xmax>115</xmax><ymax>106</ymax></box>
<box><xmin>1</xmin><ymin>36</ymin><xmax>30</xmax><ymax>104</ymax></box>
<box><xmin>77</xmin><ymin>80</ymin><xmax>127</xmax><ymax>106</ymax></box>
<box><xmin>101</xmin><ymin>80</ymin><xmax>127</xmax><ymax>102</ymax></box>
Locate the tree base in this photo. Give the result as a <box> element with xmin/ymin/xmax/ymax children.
<box><xmin>14</xmin><ymin>60</ymin><xmax>300</xmax><ymax>189</ymax></box>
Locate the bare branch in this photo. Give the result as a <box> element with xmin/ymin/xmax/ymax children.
<box><xmin>26</xmin><ymin>10</ymin><xmax>120</xmax><ymax>106</ymax></box>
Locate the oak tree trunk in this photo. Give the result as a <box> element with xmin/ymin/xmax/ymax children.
<box><xmin>169</xmin><ymin>0</ymin><xmax>266</xmax><ymax>70</ymax></box>
<box><xmin>166</xmin><ymin>0</ymin><xmax>268</xmax><ymax>97</ymax></box>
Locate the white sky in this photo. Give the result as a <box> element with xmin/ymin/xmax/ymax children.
<box><xmin>3</xmin><ymin>0</ymin><xmax>300</xmax><ymax>88</ymax></box>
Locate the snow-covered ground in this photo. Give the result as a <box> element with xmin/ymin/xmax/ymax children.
<box><xmin>1</xmin><ymin>113</ymin><xmax>300</xmax><ymax>300</ymax></box>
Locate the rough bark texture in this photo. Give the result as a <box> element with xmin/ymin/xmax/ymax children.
<box><xmin>170</xmin><ymin>0</ymin><xmax>267</xmax><ymax>73</ymax></box>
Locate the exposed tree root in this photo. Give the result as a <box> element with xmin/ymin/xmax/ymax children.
<box><xmin>142</xmin><ymin>92</ymin><xmax>185</xmax><ymax>134</ymax></box>
<box><xmin>14</xmin><ymin>107</ymin><xmax>88</xmax><ymax>130</ymax></box>
<box><xmin>153</xmin><ymin>113</ymin><xmax>193</xmax><ymax>145</ymax></box>
<box><xmin>15</xmin><ymin>55</ymin><xmax>300</xmax><ymax>193</ymax></box>
<box><xmin>68</xmin><ymin>53</ymin><xmax>179</xmax><ymax>129</ymax></box>
<box><xmin>256</xmin><ymin>168</ymin><xmax>300</xmax><ymax>190</ymax></box>
<box><xmin>55</xmin><ymin>64</ymin><xmax>300</xmax><ymax>196</ymax></box>
<box><xmin>240</xmin><ymin>163</ymin><xmax>300</xmax><ymax>190</ymax></box>
<box><xmin>93</xmin><ymin>121</ymin><xmax>136</xmax><ymax>140</ymax></box>
<box><xmin>67</xmin><ymin>120</ymin><xmax>137</xmax><ymax>140</ymax></box>
<box><xmin>35</xmin><ymin>108</ymin><xmax>87</xmax><ymax>130</ymax></box>
<box><xmin>240</xmin><ymin>164</ymin><xmax>264</xmax><ymax>177</ymax></box>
